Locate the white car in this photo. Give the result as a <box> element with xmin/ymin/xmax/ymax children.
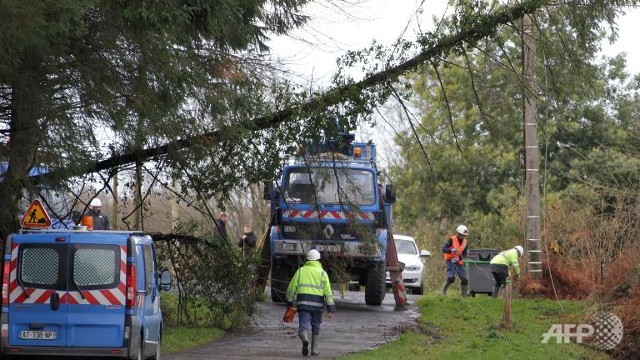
<box><xmin>386</xmin><ymin>234</ymin><xmax>431</xmax><ymax>295</ymax></box>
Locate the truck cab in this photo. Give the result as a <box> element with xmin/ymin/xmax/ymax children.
<box><xmin>1</xmin><ymin>229</ymin><xmax>171</xmax><ymax>359</ymax></box>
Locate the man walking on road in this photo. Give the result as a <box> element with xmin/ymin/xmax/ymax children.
<box><xmin>440</xmin><ymin>225</ymin><xmax>469</xmax><ymax>297</ymax></box>
<box><xmin>490</xmin><ymin>245</ymin><xmax>523</xmax><ymax>298</ymax></box>
<box><xmin>286</xmin><ymin>249</ymin><xmax>336</xmax><ymax>356</ymax></box>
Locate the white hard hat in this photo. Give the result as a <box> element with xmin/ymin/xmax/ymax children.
<box><xmin>515</xmin><ymin>245</ymin><xmax>524</xmax><ymax>256</ymax></box>
<box><xmin>456</xmin><ymin>225</ymin><xmax>468</xmax><ymax>236</ymax></box>
<box><xmin>307</xmin><ymin>249</ymin><xmax>321</xmax><ymax>261</ymax></box>
<box><xmin>90</xmin><ymin>198</ymin><xmax>102</xmax><ymax>207</ymax></box>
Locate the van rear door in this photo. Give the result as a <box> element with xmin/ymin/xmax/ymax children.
<box><xmin>66</xmin><ymin>233</ymin><xmax>127</xmax><ymax>348</ymax></box>
<box><xmin>7</xmin><ymin>233</ymin><xmax>69</xmax><ymax>347</ymax></box>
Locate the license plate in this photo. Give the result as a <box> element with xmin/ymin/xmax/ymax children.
<box><xmin>19</xmin><ymin>330</ymin><xmax>57</xmax><ymax>340</ymax></box>
<box><xmin>314</xmin><ymin>245</ymin><xmax>341</xmax><ymax>252</ymax></box>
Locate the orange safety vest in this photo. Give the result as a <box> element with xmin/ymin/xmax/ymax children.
<box><xmin>444</xmin><ymin>235</ymin><xmax>467</xmax><ymax>265</ymax></box>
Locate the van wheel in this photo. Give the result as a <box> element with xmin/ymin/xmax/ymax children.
<box><xmin>136</xmin><ymin>339</ymin><xmax>144</xmax><ymax>360</ymax></box>
<box><xmin>149</xmin><ymin>338</ymin><xmax>161</xmax><ymax>360</ymax></box>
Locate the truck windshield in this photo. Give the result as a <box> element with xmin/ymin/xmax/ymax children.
<box><xmin>285</xmin><ymin>167</ymin><xmax>376</xmax><ymax>206</ymax></box>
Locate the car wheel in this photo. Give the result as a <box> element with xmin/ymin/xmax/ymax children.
<box><xmin>413</xmin><ymin>285</ymin><xmax>424</xmax><ymax>295</ymax></box>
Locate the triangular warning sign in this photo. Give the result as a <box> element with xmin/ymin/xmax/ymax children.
<box><xmin>21</xmin><ymin>199</ymin><xmax>52</xmax><ymax>228</ymax></box>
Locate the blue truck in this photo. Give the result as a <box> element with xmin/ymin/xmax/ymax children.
<box><xmin>1</xmin><ymin>228</ymin><xmax>171</xmax><ymax>359</ymax></box>
<box><xmin>265</xmin><ymin>134</ymin><xmax>397</xmax><ymax>306</ymax></box>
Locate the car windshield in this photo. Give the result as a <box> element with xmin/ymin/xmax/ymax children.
<box><xmin>395</xmin><ymin>239</ymin><xmax>418</xmax><ymax>255</ymax></box>
<box><xmin>285</xmin><ymin>167</ymin><xmax>376</xmax><ymax>206</ymax></box>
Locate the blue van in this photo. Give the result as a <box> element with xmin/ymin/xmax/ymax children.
<box><xmin>1</xmin><ymin>229</ymin><xmax>171</xmax><ymax>359</ymax></box>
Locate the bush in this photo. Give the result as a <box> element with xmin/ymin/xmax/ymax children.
<box><xmin>153</xmin><ymin>232</ymin><xmax>259</xmax><ymax>328</ymax></box>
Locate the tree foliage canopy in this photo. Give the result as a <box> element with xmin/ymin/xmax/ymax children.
<box><xmin>388</xmin><ymin>0</ymin><xmax>640</xmax><ymax>248</ymax></box>
<box><xmin>0</xmin><ymin>0</ymin><xmax>313</xmax><ymax>236</ymax></box>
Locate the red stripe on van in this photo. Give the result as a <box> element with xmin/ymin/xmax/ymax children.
<box><xmin>100</xmin><ymin>289</ymin><xmax>120</xmax><ymax>305</ymax></box>
<box><xmin>82</xmin><ymin>291</ymin><xmax>100</xmax><ymax>305</ymax></box>
<box><xmin>13</xmin><ymin>288</ymin><xmax>34</xmax><ymax>303</ymax></box>
<box><xmin>117</xmin><ymin>281</ymin><xmax>126</xmax><ymax>294</ymax></box>
<box><xmin>34</xmin><ymin>289</ymin><xmax>53</xmax><ymax>304</ymax></box>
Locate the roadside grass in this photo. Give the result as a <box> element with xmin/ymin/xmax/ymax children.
<box><xmin>341</xmin><ymin>292</ymin><xmax>610</xmax><ymax>360</ymax></box>
<box><xmin>163</xmin><ymin>326</ymin><xmax>224</xmax><ymax>353</ymax></box>
<box><xmin>161</xmin><ymin>293</ymin><xmax>225</xmax><ymax>353</ymax></box>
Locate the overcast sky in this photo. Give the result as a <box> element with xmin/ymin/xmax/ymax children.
<box><xmin>267</xmin><ymin>1</ymin><xmax>640</xmax><ymax>166</ymax></box>
<box><xmin>268</xmin><ymin>1</ymin><xmax>640</xmax><ymax>84</ymax></box>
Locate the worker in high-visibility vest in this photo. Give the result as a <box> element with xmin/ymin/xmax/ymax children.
<box><xmin>490</xmin><ymin>245</ymin><xmax>524</xmax><ymax>298</ymax></box>
<box><xmin>440</xmin><ymin>225</ymin><xmax>469</xmax><ymax>297</ymax></box>
<box><xmin>286</xmin><ymin>249</ymin><xmax>336</xmax><ymax>356</ymax></box>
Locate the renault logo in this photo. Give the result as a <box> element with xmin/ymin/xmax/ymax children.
<box><xmin>323</xmin><ymin>224</ymin><xmax>334</xmax><ymax>239</ymax></box>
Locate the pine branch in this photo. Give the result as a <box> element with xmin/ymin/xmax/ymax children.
<box><xmin>34</xmin><ymin>0</ymin><xmax>548</xmax><ymax>184</ymax></box>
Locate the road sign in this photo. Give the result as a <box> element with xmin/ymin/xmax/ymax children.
<box><xmin>20</xmin><ymin>199</ymin><xmax>52</xmax><ymax>228</ymax></box>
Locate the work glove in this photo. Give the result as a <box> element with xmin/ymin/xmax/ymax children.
<box><xmin>283</xmin><ymin>307</ymin><xmax>297</xmax><ymax>323</ymax></box>
<box><xmin>450</xmin><ymin>257</ymin><xmax>459</xmax><ymax>264</ymax></box>
<box><xmin>451</xmin><ymin>248</ymin><xmax>458</xmax><ymax>254</ymax></box>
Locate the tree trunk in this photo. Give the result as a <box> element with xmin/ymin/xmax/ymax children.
<box><xmin>0</xmin><ymin>55</ymin><xmax>46</xmax><ymax>242</ymax></box>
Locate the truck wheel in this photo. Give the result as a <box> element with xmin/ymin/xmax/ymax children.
<box><xmin>365</xmin><ymin>262</ymin><xmax>386</xmax><ymax>306</ymax></box>
<box><xmin>270</xmin><ymin>263</ymin><xmax>290</xmax><ymax>303</ymax></box>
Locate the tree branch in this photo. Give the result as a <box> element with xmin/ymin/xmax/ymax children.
<box><xmin>34</xmin><ymin>0</ymin><xmax>548</xmax><ymax>184</ymax></box>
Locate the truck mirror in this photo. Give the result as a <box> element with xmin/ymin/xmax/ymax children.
<box><xmin>263</xmin><ymin>183</ymin><xmax>273</xmax><ymax>200</ymax></box>
<box><xmin>160</xmin><ymin>270</ymin><xmax>172</xmax><ymax>291</ymax></box>
<box><xmin>385</xmin><ymin>184</ymin><xmax>396</xmax><ymax>203</ymax></box>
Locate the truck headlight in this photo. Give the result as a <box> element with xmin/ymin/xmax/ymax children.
<box><xmin>344</xmin><ymin>243</ymin><xmax>362</xmax><ymax>255</ymax></box>
<box><xmin>281</xmin><ymin>242</ymin><xmax>298</xmax><ymax>252</ymax></box>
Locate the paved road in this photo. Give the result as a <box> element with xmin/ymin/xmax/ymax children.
<box><xmin>165</xmin><ymin>289</ymin><xmax>421</xmax><ymax>359</ymax></box>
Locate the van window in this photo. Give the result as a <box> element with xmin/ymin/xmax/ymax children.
<box><xmin>136</xmin><ymin>245</ymin><xmax>146</xmax><ymax>291</ymax></box>
<box><xmin>143</xmin><ymin>245</ymin><xmax>154</xmax><ymax>292</ymax></box>
<box><xmin>72</xmin><ymin>245</ymin><xmax>119</xmax><ymax>289</ymax></box>
<box><xmin>19</xmin><ymin>245</ymin><xmax>65</xmax><ymax>290</ymax></box>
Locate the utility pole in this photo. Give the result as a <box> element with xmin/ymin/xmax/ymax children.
<box><xmin>112</xmin><ymin>170</ymin><xmax>119</xmax><ymax>230</ymax></box>
<box><xmin>523</xmin><ymin>13</ymin><xmax>542</xmax><ymax>276</ymax></box>
<box><xmin>134</xmin><ymin>160</ymin><xmax>143</xmax><ymax>230</ymax></box>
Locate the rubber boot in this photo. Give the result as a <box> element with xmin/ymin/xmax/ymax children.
<box><xmin>492</xmin><ymin>285</ymin><xmax>500</xmax><ymax>298</ymax></box>
<box><xmin>440</xmin><ymin>281</ymin><xmax>451</xmax><ymax>296</ymax></box>
<box><xmin>311</xmin><ymin>334</ymin><xmax>320</xmax><ymax>356</ymax></box>
<box><xmin>461</xmin><ymin>284</ymin><xmax>469</xmax><ymax>298</ymax></box>
<box><xmin>299</xmin><ymin>331</ymin><xmax>309</xmax><ymax>356</ymax></box>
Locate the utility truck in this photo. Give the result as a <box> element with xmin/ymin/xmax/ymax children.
<box><xmin>264</xmin><ymin>133</ymin><xmax>402</xmax><ymax>306</ymax></box>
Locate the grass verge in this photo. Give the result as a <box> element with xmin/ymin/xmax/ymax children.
<box><xmin>163</xmin><ymin>326</ymin><xmax>224</xmax><ymax>354</ymax></box>
<box><xmin>161</xmin><ymin>293</ymin><xmax>226</xmax><ymax>353</ymax></box>
<box><xmin>341</xmin><ymin>292</ymin><xmax>610</xmax><ymax>360</ymax></box>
